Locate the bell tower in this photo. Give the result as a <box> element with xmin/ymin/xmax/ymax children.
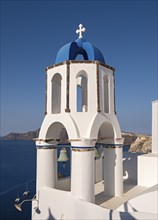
<box><xmin>35</xmin><ymin>24</ymin><xmax>124</xmax><ymax>203</ymax></box>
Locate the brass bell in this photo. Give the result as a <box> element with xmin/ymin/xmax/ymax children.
<box><xmin>58</xmin><ymin>147</ymin><xmax>69</xmax><ymax>168</ymax></box>
<box><xmin>94</xmin><ymin>147</ymin><xmax>101</xmax><ymax>160</ymax></box>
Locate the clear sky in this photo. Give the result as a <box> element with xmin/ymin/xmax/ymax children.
<box><xmin>1</xmin><ymin>0</ymin><xmax>157</xmax><ymax>136</ymax></box>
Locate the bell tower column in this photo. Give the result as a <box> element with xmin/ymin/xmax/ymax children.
<box><xmin>104</xmin><ymin>144</ymin><xmax>123</xmax><ymax>196</ymax></box>
<box><xmin>70</xmin><ymin>140</ymin><xmax>95</xmax><ymax>203</ymax></box>
<box><xmin>36</xmin><ymin>145</ymin><xmax>57</xmax><ymax>194</ymax></box>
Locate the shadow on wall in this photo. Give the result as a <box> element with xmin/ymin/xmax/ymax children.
<box><xmin>47</xmin><ymin>208</ymin><xmax>56</xmax><ymax>220</ymax></box>
<box><xmin>109</xmin><ymin>209</ymin><xmax>136</xmax><ymax>220</ymax></box>
<box><xmin>124</xmin><ymin>202</ymin><xmax>138</xmax><ymax>212</ymax></box>
<box><xmin>47</xmin><ymin>208</ymin><xmax>64</xmax><ymax>220</ymax></box>
<box><xmin>120</xmin><ymin>202</ymin><xmax>138</xmax><ymax>219</ymax></box>
<box><xmin>119</xmin><ymin>211</ymin><xmax>136</xmax><ymax>220</ymax></box>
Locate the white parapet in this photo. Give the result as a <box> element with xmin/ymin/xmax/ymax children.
<box><xmin>104</xmin><ymin>146</ymin><xmax>123</xmax><ymax>196</ymax></box>
<box><xmin>152</xmin><ymin>100</ymin><xmax>158</xmax><ymax>154</ymax></box>
<box><xmin>138</xmin><ymin>153</ymin><xmax>158</xmax><ymax>187</ymax></box>
<box><xmin>137</xmin><ymin>100</ymin><xmax>158</xmax><ymax>187</ymax></box>
<box><xmin>71</xmin><ymin>146</ymin><xmax>95</xmax><ymax>203</ymax></box>
<box><xmin>36</xmin><ymin>146</ymin><xmax>57</xmax><ymax>193</ymax></box>
<box><xmin>32</xmin><ymin>186</ymin><xmax>158</xmax><ymax>220</ymax></box>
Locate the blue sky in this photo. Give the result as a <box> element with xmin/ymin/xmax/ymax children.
<box><xmin>1</xmin><ymin>0</ymin><xmax>157</xmax><ymax>136</ymax></box>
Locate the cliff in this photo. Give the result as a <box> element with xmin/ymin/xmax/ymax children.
<box><xmin>1</xmin><ymin>129</ymin><xmax>40</xmax><ymax>141</ymax></box>
<box><xmin>129</xmin><ymin>135</ymin><xmax>151</xmax><ymax>153</ymax></box>
<box><xmin>1</xmin><ymin>129</ymin><xmax>151</xmax><ymax>153</ymax></box>
<box><xmin>122</xmin><ymin>132</ymin><xmax>151</xmax><ymax>153</ymax></box>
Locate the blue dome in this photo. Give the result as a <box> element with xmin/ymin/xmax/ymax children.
<box><xmin>55</xmin><ymin>38</ymin><xmax>105</xmax><ymax>64</ymax></box>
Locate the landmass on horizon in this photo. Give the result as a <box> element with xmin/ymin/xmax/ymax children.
<box><xmin>1</xmin><ymin>129</ymin><xmax>151</xmax><ymax>154</ymax></box>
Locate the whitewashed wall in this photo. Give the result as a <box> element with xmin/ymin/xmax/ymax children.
<box><xmin>32</xmin><ymin>187</ymin><xmax>157</xmax><ymax>220</ymax></box>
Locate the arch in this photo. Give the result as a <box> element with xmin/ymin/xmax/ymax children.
<box><xmin>88</xmin><ymin>113</ymin><xmax>122</xmax><ymax>143</ymax></box>
<box><xmin>76</xmin><ymin>70</ymin><xmax>88</xmax><ymax>79</ymax></box>
<box><xmin>76</xmin><ymin>70</ymin><xmax>88</xmax><ymax>112</ymax></box>
<box><xmin>73</xmin><ymin>48</ymin><xmax>88</xmax><ymax>60</ymax></box>
<box><xmin>75</xmin><ymin>53</ymin><xmax>86</xmax><ymax>61</ymax></box>
<box><xmin>97</xmin><ymin>122</ymin><xmax>114</xmax><ymax>142</ymax></box>
<box><xmin>104</xmin><ymin>75</ymin><xmax>109</xmax><ymax>113</ymax></box>
<box><xmin>39</xmin><ymin>114</ymin><xmax>80</xmax><ymax>141</ymax></box>
<box><xmin>45</xmin><ymin>122</ymin><xmax>71</xmax><ymax>190</ymax></box>
<box><xmin>51</xmin><ymin>73</ymin><xmax>62</xmax><ymax>114</ymax></box>
<box><xmin>46</xmin><ymin>122</ymin><xmax>69</xmax><ymax>141</ymax></box>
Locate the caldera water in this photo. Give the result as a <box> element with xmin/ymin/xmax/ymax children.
<box><xmin>0</xmin><ymin>140</ymin><xmax>70</xmax><ymax>220</ymax></box>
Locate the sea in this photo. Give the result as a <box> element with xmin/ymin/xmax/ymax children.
<box><xmin>0</xmin><ymin>140</ymin><xmax>129</xmax><ymax>220</ymax></box>
<box><xmin>0</xmin><ymin>140</ymin><xmax>71</xmax><ymax>220</ymax></box>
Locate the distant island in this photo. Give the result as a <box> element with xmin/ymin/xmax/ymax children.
<box><xmin>1</xmin><ymin>129</ymin><xmax>151</xmax><ymax>153</ymax></box>
<box><xmin>1</xmin><ymin>129</ymin><xmax>40</xmax><ymax>141</ymax></box>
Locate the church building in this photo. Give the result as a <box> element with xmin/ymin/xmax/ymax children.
<box><xmin>30</xmin><ymin>25</ymin><xmax>157</xmax><ymax>220</ymax></box>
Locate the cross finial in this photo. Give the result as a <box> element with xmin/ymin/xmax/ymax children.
<box><xmin>76</xmin><ymin>24</ymin><xmax>86</xmax><ymax>39</ymax></box>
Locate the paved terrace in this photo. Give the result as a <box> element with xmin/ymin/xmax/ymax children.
<box><xmin>95</xmin><ymin>181</ymin><xmax>148</xmax><ymax>210</ymax></box>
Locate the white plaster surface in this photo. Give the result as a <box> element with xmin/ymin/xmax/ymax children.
<box><xmin>36</xmin><ymin>61</ymin><xmax>124</xmax><ymax>204</ymax></box>
<box><xmin>138</xmin><ymin>153</ymin><xmax>158</xmax><ymax>187</ymax></box>
<box><xmin>36</xmin><ymin>147</ymin><xmax>57</xmax><ymax>193</ymax></box>
<box><xmin>116</xmin><ymin>184</ymin><xmax>158</xmax><ymax>214</ymax></box>
<box><xmin>34</xmin><ymin>61</ymin><xmax>130</xmax><ymax>219</ymax></box>
<box><xmin>104</xmin><ymin>147</ymin><xmax>123</xmax><ymax>196</ymax></box>
<box><xmin>71</xmin><ymin>149</ymin><xmax>95</xmax><ymax>203</ymax></box>
<box><xmin>32</xmin><ymin>186</ymin><xmax>158</xmax><ymax>220</ymax></box>
<box><xmin>39</xmin><ymin>62</ymin><xmax>122</xmax><ymax>142</ymax></box>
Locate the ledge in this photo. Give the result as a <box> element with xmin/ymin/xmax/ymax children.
<box><xmin>46</xmin><ymin>60</ymin><xmax>115</xmax><ymax>71</ymax></box>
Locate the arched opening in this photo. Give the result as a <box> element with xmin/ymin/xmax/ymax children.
<box><xmin>104</xmin><ymin>75</ymin><xmax>109</xmax><ymax>113</ymax></box>
<box><xmin>46</xmin><ymin>122</ymin><xmax>71</xmax><ymax>191</ymax></box>
<box><xmin>76</xmin><ymin>71</ymin><xmax>88</xmax><ymax>112</ymax></box>
<box><xmin>97</xmin><ymin>121</ymin><xmax>115</xmax><ymax>156</ymax></box>
<box><xmin>75</xmin><ymin>54</ymin><xmax>85</xmax><ymax>60</ymax></box>
<box><xmin>98</xmin><ymin>122</ymin><xmax>114</xmax><ymax>142</ymax></box>
<box><xmin>46</xmin><ymin>122</ymin><xmax>68</xmax><ymax>141</ymax></box>
<box><xmin>51</xmin><ymin>73</ymin><xmax>62</xmax><ymax>114</ymax></box>
<box><xmin>73</xmin><ymin>47</ymin><xmax>88</xmax><ymax>61</ymax></box>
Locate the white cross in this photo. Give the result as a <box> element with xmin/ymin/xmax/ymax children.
<box><xmin>76</xmin><ymin>24</ymin><xmax>86</xmax><ymax>39</ymax></box>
